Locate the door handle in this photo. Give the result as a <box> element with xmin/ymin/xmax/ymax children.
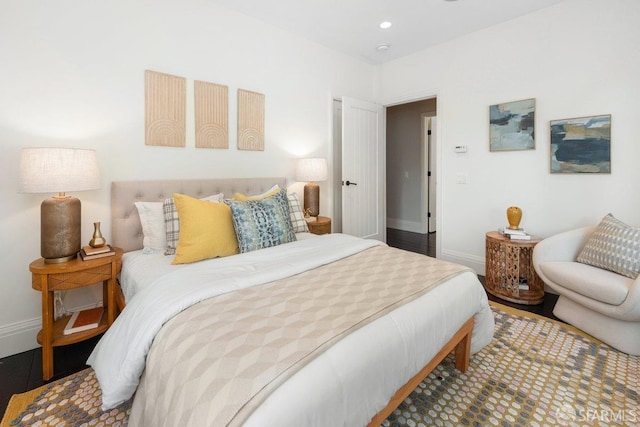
<box><xmin>345</xmin><ymin>180</ymin><xmax>358</xmax><ymax>186</ymax></box>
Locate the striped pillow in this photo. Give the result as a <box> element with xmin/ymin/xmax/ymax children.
<box><xmin>576</xmin><ymin>214</ymin><xmax>640</xmax><ymax>279</ymax></box>
<box><xmin>288</xmin><ymin>193</ymin><xmax>309</xmax><ymax>233</ymax></box>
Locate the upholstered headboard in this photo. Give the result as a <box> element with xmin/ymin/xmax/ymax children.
<box><xmin>111</xmin><ymin>177</ymin><xmax>287</xmax><ymax>253</ymax></box>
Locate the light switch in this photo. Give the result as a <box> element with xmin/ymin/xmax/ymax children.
<box><xmin>456</xmin><ymin>173</ymin><xmax>467</xmax><ymax>184</ymax></box>
<box><xmin>454</xmin><ymin>145</ymin><xmax>468</xmax><ymax>153</ymax></box>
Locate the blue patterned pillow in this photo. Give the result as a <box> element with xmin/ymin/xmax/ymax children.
<box><xmin>225</xmin><ymin>188</ymin><xmax>296</xmax><ymax>253</ymax></box>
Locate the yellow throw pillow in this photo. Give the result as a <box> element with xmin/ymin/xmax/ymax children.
<box><xmin>232</xmin><ymin>184</ymin><xmax>280</xmax><ymax>201</ymax></box>
<box><xmin>171</xmin><ymin>193</ymin><xmax>239</xmax><ymax>264</ymax></box>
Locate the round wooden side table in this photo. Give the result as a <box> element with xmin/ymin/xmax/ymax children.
<box><xmin>307</xmin><ymin>216</ymin><xmax>332</xmax><ymax>235</ymax></box>
<box><xmin>485</xmin><ymin>231</ymin><xmax>544</xmax><ymax>305</ymax></box>
<box><xmin>30</xmin><ymin>247</ymin><xmax>123</xmax><ymax>380</ymax></box>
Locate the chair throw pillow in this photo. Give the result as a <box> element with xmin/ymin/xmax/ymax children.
<box><xmin>225</xmin><ymin>188</ymin><xmax>296</xmax><ymax>253</ymax></box>
<box><xmin>576</xmin><ymin>213</ymin><xmax>640</xmax><ymax>279</ymax></box>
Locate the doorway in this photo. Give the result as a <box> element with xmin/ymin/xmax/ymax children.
<box><xmin>385</xmin><ymin>98</ymin><xmax>437</xmax><ymax>256</ymax></box>
<box><xmin>332</xmin><ymin>95</ymin><xmax>437</xmax><ymax>256</ymax></box>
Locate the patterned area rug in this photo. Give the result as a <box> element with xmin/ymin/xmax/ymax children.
<box><xmin>2</xmin><ymin>302</ymin><xmax>638</xmax><ymax>427</ymax></box>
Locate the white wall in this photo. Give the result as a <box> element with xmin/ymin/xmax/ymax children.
<box><xmin>377</xmin><ymin>0</ymin><xmax>640</xmax><ymax>272</ymax></box>
<box><xmin>0</xmin><ymin>0</ymin><xmax>375</xmax><ymax>357</ymax></box>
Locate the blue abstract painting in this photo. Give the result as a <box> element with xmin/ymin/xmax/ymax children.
<box><xmin>550</xmin><ymin>115</ymin><xmax>611</xmax><ymax>174</ymax></box>
<box><xmin>490</xmin><ymin>98</ymin><xmax>535</xmax><ymax>151</ymax></box>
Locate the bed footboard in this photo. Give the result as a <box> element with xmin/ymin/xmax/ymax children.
<box><xmin>368</xmin><ymin>316</ymin><xmax>475</xmax><ymax>426</ymax></box>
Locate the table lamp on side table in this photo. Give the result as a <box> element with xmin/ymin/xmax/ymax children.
<box><xmin>295</xmin><ymin>158</ymin><xmax>327</xmax><ymax>217</ymax></box>
<box><xmin>20</xmin><ymin>148</ymin><xmax>101</xmax><ymax>264</ymax></box>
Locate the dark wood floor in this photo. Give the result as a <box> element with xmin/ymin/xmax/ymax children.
<box><xmin>387</xmin><ymin>228</ymin><xmax>437</xmax><ymax>257</ymax></box>
<box><xmin>0</xmin><ymin>334</ymin><xmax>104</xmax><ymax>418</ymax></box>
<box><xmin>0</xmin><ymin>229</ymin><xmax>560</xmax><ymax>418</ymax></box>
<box><xmin>386</xmin><ymin>228</ymin><xmax>560</xmax><ymax>318</ymax></box>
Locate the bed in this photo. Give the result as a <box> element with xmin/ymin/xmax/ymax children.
<box><xmin>88</xmin><ymin>177</ymin><xmax>494</xmax><ymax>427</ymax></box>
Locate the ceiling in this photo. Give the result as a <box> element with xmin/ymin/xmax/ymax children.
<box><xmin>212</xmin><ymin>0</ymin><xmax>566</xmax><ymax>64</ymax></box>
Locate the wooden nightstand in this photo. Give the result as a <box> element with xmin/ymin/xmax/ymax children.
<box><xmin>307</xmin><ymin>216</ymin><xmax>332</xmax><ymax>235</ymax></box>
<box><xmin>485</xmin><ymin>232</ymin><xmax>543</xmax><ymax>305</ymax></box>
<box><xmin>29</xmin><ymin>247</ymin><xmax>123</xmax><ymax>380</ymax></box>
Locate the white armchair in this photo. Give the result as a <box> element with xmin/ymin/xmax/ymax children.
<box><xmin>533</xmin><ymin>226</ymin><xmax>640</xmax><ymax>355</ymax></box>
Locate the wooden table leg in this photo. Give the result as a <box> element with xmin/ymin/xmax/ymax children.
<box><xmin>105</xmin><ymin>281</ymin><xmax>115</xmax><ymax>324</ymax></box>
<box><xmin>41</xmin><ymin>283</ymin><xmax>54</xmax><ymax>380</ymax></box>
<box><xmin>107</xmin><ymin>261</ymin><xmax>116</xmax><ymax>324</ymax></box>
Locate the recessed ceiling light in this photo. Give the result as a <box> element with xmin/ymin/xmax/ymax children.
<box><xmin>379</xmin><ymin>21</ymin><xmax>392</xmax><ymax>29</ymax></box>
<box><xmin>376</xmin><ymin>43</ymin><xmax>390</xmax><ymax>51</ymax></box>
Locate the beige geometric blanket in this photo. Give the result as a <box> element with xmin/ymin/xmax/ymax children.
<box><xmin>129</xmin><ymin>245</ymin><xmax>471</xmax><ymax>427</ymax></box>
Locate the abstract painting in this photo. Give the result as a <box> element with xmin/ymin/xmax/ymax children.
<box><xmin>490</xmin><ymin>98</ymin><xmax>535</xmax><ymax>151</ymax></box>
<box><xmin>237</xmin><ymin>89</ymin><xmax>265</xmax><ymax>151</ymax></box>
<box><xmin>550</xmin><ymin>114</ymin><xmax>611</xmax><ymax>173</ymax></box>
<box><xmin>145</xmin><ymin>70</ymin><xmax>186</xmax><ymax>147</ymax></box>
<box><xmin>194</xmin><ymin>80</ymin><xmax>228</xmax><ymax>149</ymax></box>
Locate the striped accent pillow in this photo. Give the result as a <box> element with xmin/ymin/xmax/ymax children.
<box><xmin>576</xmin><ymin>214</ymin><xmax>640</xmax><ymax>279</ymax></box>
<box><xmin>288</xmin><ymin>193</ymin><xmax>309</xmax><ymax>233</ymax></box>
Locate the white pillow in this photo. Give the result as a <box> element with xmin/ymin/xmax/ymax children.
<box><xmin>202</xmin><ymin>193</ymin><xmax>226</xmax><ymax>202</ymax></box>
<box><xmin>256</xmin><ymin>184</ymin><xmax>280</xmax><ymax>197</ymax></box>
<box><xmin>134</xmin><ymin>202</ymin><xmax>166</xmax><ymax>253</ymax></box>
<box><xmin>231</xmin><ymin>184</ymin><xmax>280</xmax><ymax>201</ymax></box>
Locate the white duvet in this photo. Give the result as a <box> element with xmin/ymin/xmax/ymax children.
<box><xmin>89</xmin><ymin>233</ymin><xmax>495</xmax><ymax>425</ymax></box>
<box><xmin>89</xmin><ymin>234</ymin><xmax>381</xmax><ymax>409</ymax></box>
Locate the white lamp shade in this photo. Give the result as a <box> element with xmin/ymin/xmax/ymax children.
<box><xmin>295</xmin><ymin>158</ymin><xmax>328</xmax><ymax>182</ymax></box>
<box><xmin>20</xmin><ymin>148</ymin><xmax>101</xmax><ymax>194</ymax></box>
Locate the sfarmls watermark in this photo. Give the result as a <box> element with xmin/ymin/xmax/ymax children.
<box><xmin>555</xmin><ymin>404</ymin><xmax>638</xmax><ymax>423</ymax></box>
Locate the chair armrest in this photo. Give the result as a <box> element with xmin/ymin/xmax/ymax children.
<box><xmin>620</xmin><ymin>273</ymin><xmax>640</xmax><ymax>320</ymax></box>
<box><xmin>533</xmin><ymin>226</ymin><xmax>596</xmax><ymax>266</ymax></box>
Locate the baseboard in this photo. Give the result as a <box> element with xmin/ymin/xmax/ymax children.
<box><xmin>0</xmin><ymin>317</ymin><xmax>41</xmax><ymax>359</ymax></box>
<box><xmin>440</xmin><ymin>249</ymin><xmax>485</xmax><ymax>276</ymax></box>
<box><xmin>387</xmin><ymin>218</ymin><xmax>427</xmax><ymax>234</ymax></box>
<box><xmin>0</xmin><ymin>301</ymin><xmax>102</xmax><ymax>359</ymax></box>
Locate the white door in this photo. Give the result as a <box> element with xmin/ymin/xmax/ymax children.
<box><xmin>422</xmin><ymin>115</ymin><xmax>438</xmax><ymax>234</ymax></box>
<box><xmin>421</xmin><ymin>114</ymin><xmax>430</xmax><ymax>234</ymax></box>
<box><xmin>428</xmin><ymin>117</ymin><xmax>437</xmax><ymax>233</ymax></box>
<box><xmin>341</xmin><ymin>97</ymin><xmax>385</xmax><ymax>241</ymax></box>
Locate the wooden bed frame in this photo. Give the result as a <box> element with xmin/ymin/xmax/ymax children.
<box><xmin>368</xmin><ymin>317</ymin><xmax>473</xmax><ymax>426</ymax></box>
<box><xmin>110</xmin><ymin>177</ymin><xmax>474</xmax><ymax>426</ymax></box>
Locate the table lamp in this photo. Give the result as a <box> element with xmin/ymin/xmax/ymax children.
<box><xmin>295</xmin><ymin>158</ymin><xmax>327</xmax><ymax>217</ymax></box>
<box><xmin>20</xmin><ymin>148</ymin><xmax>101</xmax><ymax>263</ymax></box>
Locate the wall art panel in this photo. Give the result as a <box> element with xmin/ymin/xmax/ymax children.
<box><xmin>490</xmin><ymin>98</ymin><xmax>535</xmax><ymax>152</ymax></box>
<box><xmin>550</xmin><ymin>114</ymin><xmax>611</xmax><ymax>173</ymax></box>
<box><xmin>145</xmin><ymin>70</ymin><xmax>186</xmax><ymax>147</ymax></box>
<box><xmin>195</xmin><ymin>80</ymin><xmax>229</xmax><ymax>149</ymax></box>
<box><xmin>237</xmin><ymin>89</ymin><xmax>265</xmax><ymax>151</ymax></box>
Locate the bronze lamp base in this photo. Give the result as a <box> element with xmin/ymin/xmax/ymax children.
<box><xmin>41</xmin><ymin>195</ymin><xmax>81</xmax><ymax>263</ymax></box>
<box><xmin>303</xmin><ymin>182</ymin><xmax>320</xmax><ymax>217</ymax></box>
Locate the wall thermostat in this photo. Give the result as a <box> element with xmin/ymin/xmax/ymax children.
<box><xmin>454</xmin><ymin>145</ymin><xmax>468</xmax><ymax>153</ymax></box>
